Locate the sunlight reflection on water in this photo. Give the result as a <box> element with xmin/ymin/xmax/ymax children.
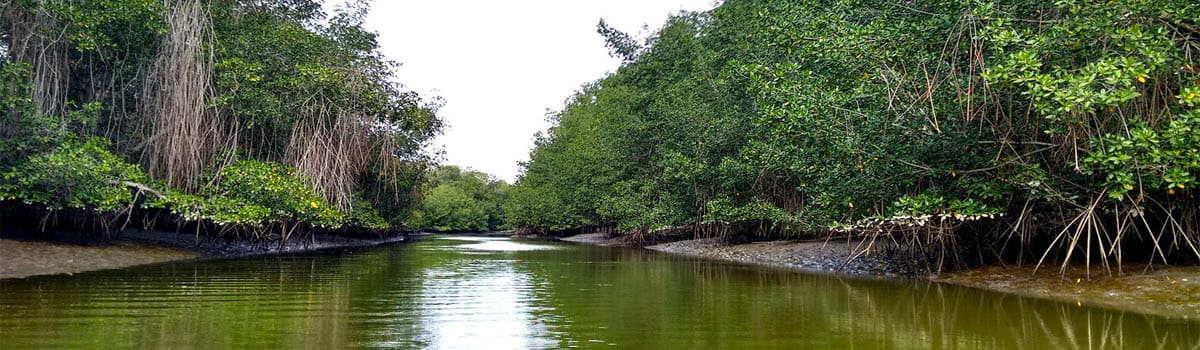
<box><xmin>414</xmin><ymin>256</ymin><xmax>556</xmax><ymax>349</ymax></box>
<box><xmin>439</xmin><ymin>236</ymin><xmax>559</xmax><ymax>252</ymax></box>
<box><xmin>2</xmin><ymin>235</ymin><xmax>1198</xmax><ymax>349</ymax></box>
<box><xmin>439</xmin><ymin>236</ymin><xmax>507</xmax><ymax>242</ymax></box>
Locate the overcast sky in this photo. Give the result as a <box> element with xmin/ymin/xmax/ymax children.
<box><xmin>350</xmin><ymin>1</ymin><xmax>718</xmax><ymax>182</ymax></box>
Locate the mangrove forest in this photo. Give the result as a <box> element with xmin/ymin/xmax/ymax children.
<box><xmin>506</xmin><ymin>0</ymin><xmax>1200</xmax><ymax>272</ymax></box>
<box><xmin>1</xmin><ymin>0</ymin><xmax>442</xmax><ymax>241</ymax></box>
<box><xmin>4</xmin><ymin>0</ymin><xmax>1200</xmax><ymax>349</ymax></box>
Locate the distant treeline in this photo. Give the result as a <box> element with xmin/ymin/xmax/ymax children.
<box><xmin>409</xmin><ymin>166</ymin><xmax>509</xmax><ymax>233</ymax></box>
<box><xmin>507</xmin><ymin>0</ymin><xmax>1200</xmax><ymax>269</ymax></box>
<box><xmin>0</xmin><ymin>0</ymin><xmax>442</xmax><ymax>239</ymax></box>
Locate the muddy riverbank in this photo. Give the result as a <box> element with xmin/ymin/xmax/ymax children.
<box><xmin>936</xmin><ymin>265</ymin><xmax>1200</xmax><ymax>318</ymax></box>
<box><xmin>0</xmin><ymin>229</ymin><xmax>407</xmax><ymax>280</ymax></box>
<box><xmin>560</xmin><ymin>232</ymin><xmax>914</xmax><ymax>276</ymax></box>
<box><xmin>0</xmin><ymin>239</ymin><xmax>198</xmax><ymax>279</ymax></box>
<box><xmin>558</xmin><ymin>232</ymin><xmax>1200</xmax><ymax>319</ymax></box>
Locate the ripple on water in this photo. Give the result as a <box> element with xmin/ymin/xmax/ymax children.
<box><xmin>4</xmin><ymin>234</ymin><xmax>1200</xmax><ymax>349</ymax></box>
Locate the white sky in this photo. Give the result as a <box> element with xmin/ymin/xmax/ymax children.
<box><xmin>352</xmin><ymin>1</ymin><xmax>718</xmax><ymax>182</ymax></box>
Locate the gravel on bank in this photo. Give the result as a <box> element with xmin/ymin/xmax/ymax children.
<box><xmin>556</xmin><ymin>233</ymin><xmax>913</xmax><ymax>276</ymax></box>
<box><xmin>644</xmin><ymin>237</ymin><xmax>914</xmax><ymax>277</ymax></box>
<box><xmin>557</xmin><ymin>233</ymin><xmax>636</xmax><ymax>247</ymax></box>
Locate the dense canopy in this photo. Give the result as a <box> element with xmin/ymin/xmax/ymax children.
<box><xmin>1</xmin><ymin>0</ymin><xmax>442</xmax><ymax>237</ymax></box>
<box><xmin>507</xmin><ymin>0</ymin><xmax>1200</xmax><ymax>269</ymax></box>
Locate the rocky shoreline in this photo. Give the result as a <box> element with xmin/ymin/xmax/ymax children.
<box><xmin>0</xmin><ymin>229</ymin><xmax>407</xmax><ymax>280</ymax></box>
<box><xmin>646</xmin><ymin>237</ymin><xmax>916</xmax><ymax>277</ymax></box>
<box><xmin>557</xmin><ymin>232</ymin><xmax>1200</xmax><ymax>319</ymax></box>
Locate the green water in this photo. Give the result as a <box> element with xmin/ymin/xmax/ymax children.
<box><xmin>1</xmin><ymin>236</ymin><xmax>1198</xmax><ymax>349</ymax></box>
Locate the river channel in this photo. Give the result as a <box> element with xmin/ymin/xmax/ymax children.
<box><xmin>1</xmin><ymin>235</ymin><xmax>1198</xmax><ymax>349</ymax></box>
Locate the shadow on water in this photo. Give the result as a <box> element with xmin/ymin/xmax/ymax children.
<box><xmin>1</xmin><ymin>235</ymin><xmax>1198</xmax><ymax>349</ymax></box>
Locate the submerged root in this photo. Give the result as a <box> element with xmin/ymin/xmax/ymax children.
<box><xmin>837</xmin><ymin>213</ymin><xmax>999</xmax><ymax>273</ymax></box>
<box><xmin>1031</xmin><ymin>191</ymin><xmax>1200</xmax><ymax>278</ymax></box>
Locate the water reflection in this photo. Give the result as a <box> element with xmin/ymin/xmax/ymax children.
<box><xmin>412</xmin><ymin>261</ymin><xmax>553</xmax><ymax>349</ymax></box>
<box><xmin>0</xmin><ymin>236</ymin><xmax>1197</xmax><ymax>349</ymax></box>
<box><xmin>401</xmin><ymin>236</ymin><xmax>556</xmax><ymax>349</ymax></box>
<box><xmin>518</xmin><ymin>246</ymin><xmax>1200</xmax><ymax>349</ymax></box>
<box><xmin>448</xmin><ymin>236</ymin><xmax>559</xmax><ymax>252</ymax></box>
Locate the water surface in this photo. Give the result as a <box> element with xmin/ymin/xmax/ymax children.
<box><xmin>1</xmin><ymin>235</ymin><xmax>1198</xmax><ymax>349</ymax></box>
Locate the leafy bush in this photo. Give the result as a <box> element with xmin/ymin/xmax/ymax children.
<box><xmin>891</xmin><ymin>192</ymin><xmax>1001</xmax><ymax>217</ymax></box>
<box><xmin>507</xmin><ymin>0</ymin><xmax>1200</xmax><ymax>270</ymax></box>
<box><xmin>410</xmin><ymin>184</ymin><xmax>486</xmax><ymax>232</ymax></box>
<box><xmin>163</xmin><ymin>160</ymin><xmax>342</xmax><ymax>227</ymax></box>
<box><xmin>408</xmin><ymin>166</ymin><xmax>509</xmax><ymax>232</ymax></box>
<box><xmin>345</xmin><ymin>198</ymin><xmax>389</xmax><ymax>230</ymax></box>
<box><xmin>0</xmin><ymin>62</ymin><xmax>64</xmax><ymax>165</ymax></box>
<box><xmin>1084</xmin><ymin>99</ymin><xmax>1200</xmax><ymax>199</ymax></box>
<box><xmin>0</xmin><ymin>138</ymin><xmax>149</xmax><ymax>211</ymax></box>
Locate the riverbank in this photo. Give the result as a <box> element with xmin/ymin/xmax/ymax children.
<box><xmin>559</xmin><ymin>232</ymin><xmax>913</xmax><ymax>276</ymax></box>
<box><xmin>558</xmin><ymin>233</ymin><xmax>1200</xmax><ymax>319</ymax></box>
<box><xmin>0</xmin><ymin>239</ymin><xmax>198</xmax><ymax>279</ymax></box>
<box><xmin>936</xmin><ymin>265</ymin><xmax>1200</xmax><ymax>318</ymax></box>
<box><xmin>0</xmin><ymin>229</ymin><xmax>407</xmax><ymax>280</ymax></box>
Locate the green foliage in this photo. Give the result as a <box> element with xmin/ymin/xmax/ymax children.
<box><xmin>509</xmin><ymin>0</ymin><xmax>994</xmax><ymax>235</ymax></box>
<box><xmin>177</xmin><ymin>160</ymin><xmax>343</xmax><ymax>227</ymax></box>
<box><xmin>891</xmin><ymin>191</ymin><xmax>1001</xmax><ymax>217</ymax></box>
<box><xmin>702</xmin><ymin>196</ymin><xmax>790</xmax><ymax>224</ymax></box>
<box><xmin>209</xmin><ymin>1</ymin><xmax>442</xmax><ymax>159</ymax></box>
<box><xmin>509</xmin><ymin>0</ymin><xmax>1200</xmax><ymax>267</ymax></box>
<box><xmin>345</xmin><ymin>197</ymin><xmax>389</xmax><ymax>230</ymax></box>
<box><xmin>1084</xmin><ymin>105</ymin><xmax>1200</xmax><ymax>199</ymax></box>
<box><xmin>0</xmin><ymin>68</ymin><xmax>138</xmax><ymax>213</ymax></box>
<box><xmin>409</xmin><ymin>166</ymin><xmax>509</xmax><ymax>232</ymax></box>
<box><xmin>41</xmin><ymin>0</ymin><xmax>168</xmax><ymax>52</ymax></box>
<box><xmin>0</xmin><ymin>138</ymin><xmax>148</xmax><ymax>211</ymax></box>
<box><xmin>0</xmin><ymin>62</ymin><xmax>49</xmax><ymax>165</ymax></box>
<box><xmin>739</xmin><ymin>0</ymin><xmax>999</xmax><ymax>225</ymax></box>
<box><xmin>505</xmin><ymin>180</ymin><xmax>585</xmax><ymax>232</ymax></box>
<box><xmin>1</xmin><ymin>1</ymin><xmax>440</xmax><ymax>236</ymax></box>
<box><xmin>509</xmin><ymin>10</ymin><xmax>763</xmax><ymax>234</ymax></box>
<box><xmin>977</xmin><ymin>0</ymin><xmax>1200</xmax><ymax>204</ymax></box>
<box><xmin>0</xmin><ymin>62</ymin><xmax>34</xmax><ymax>115</ymax></box>
<box><xmin>411</xmin><ymin>184</ymin><xmax>486</xmax><ymax>232</ymax></box>
<box><xmin>198</xmin><ymin>1</ymin><xmax>442</xmax><ymax>222</ymax></box>
<box><xmin>980</xmin><ymin>0</ymin><xmax>1178</xmax><ymax>131</ymax></box>
<box><xmin>0</xmin><ymin>63</ymin><xmax>104</xmax><ymax>164</ymax></box>
<box><xmin>148</xmin><ymin>161</ymin><xmax>393</xmax><ymax>230</ymax></box>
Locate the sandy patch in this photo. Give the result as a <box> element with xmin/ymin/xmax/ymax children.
<box><xmin>0</xmin><ymin>239</ymin><xmax>198</xmax><ymax>279</ymax></box>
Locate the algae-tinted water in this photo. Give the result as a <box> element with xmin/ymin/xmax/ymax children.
<box><xmin>1</xmin><ymin>235</ymin><xmax>1198</xmax><ymax>349</ymax></box>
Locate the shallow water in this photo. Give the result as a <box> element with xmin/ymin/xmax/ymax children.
<box><xmin>1</xmin><ymin>235</ymin><xmax>1198</xmax><ymax>349</ymax></box>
